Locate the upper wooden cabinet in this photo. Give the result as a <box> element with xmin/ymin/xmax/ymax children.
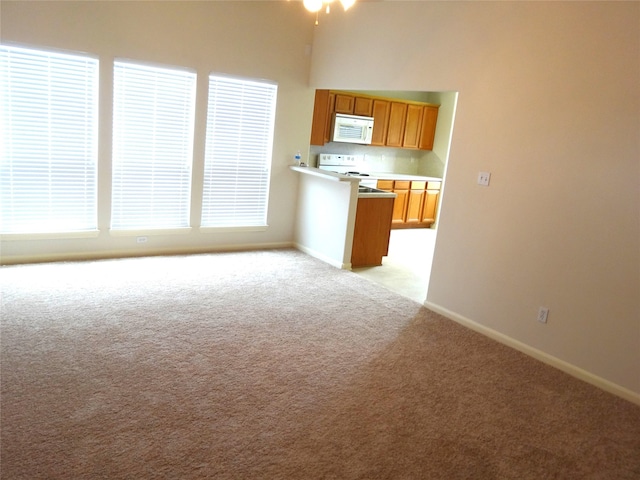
<box><xmin>310</xmin><ymin>90</ymin><xmax>330</xmax><ymax>146</ymax></box>
<box><xmin>310</xmin><ymin>90</ymin><xmax>439</xmax><ymax>150</ymax></box>
<box><xmin>334</xmin><ymin>94</ymin><xmax>354</xmax><ymax>114</ymax></box>
<box><xmin>402</xmin><ymin>104</ymin><xmax>424</xmax><ymax>149</ymax></box>
<box><xmin>386</xmin><ymin>102</ymin><xmax>408</xmax><ymax>148</ymax></box>
<box><xmin>419</xmin><ymin>106</ymin><xmax>439</xmax><ymax>151</ymax></box>
<box><xmin>353</xmin><ymin>97</ymin><xmax>373</xmax><ymax>117</ymax></box>
<box><xmin>370</xmin><ymin>99</ymin><xmax>390</xmax><ymax>146</ymax></box>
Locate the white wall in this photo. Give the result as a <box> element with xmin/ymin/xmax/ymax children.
<box><xmin>293</xmin><ymin>170</ymin><xmax>358</xmax><ymax>269</ymax></box>
<box><xmin>309</xmin><ymin>1</ymin><xmax>640</xmax><ymax>398</ymax></box>
<box><xmin>0</xmin><ymin>1</ymin><xmax>316</xmax><ymax>262</ymax></box>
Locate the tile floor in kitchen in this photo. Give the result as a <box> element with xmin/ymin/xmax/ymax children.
<box><xmin>352</xmin><ymin>228</ymin><xmax>436</xmax><ymax>304</ymax></box>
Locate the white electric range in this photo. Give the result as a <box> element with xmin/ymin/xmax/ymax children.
<box><xmin>316</xmin><ymin>154</ymin><xmax>378</xmax><ymax>188</ymax></box>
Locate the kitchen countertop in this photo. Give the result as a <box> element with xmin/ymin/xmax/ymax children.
<box><xmin>290</xmin><ymin>166</ymin><xmax>441</xmax><ymax>183</ymax></box>
<box><xmin>359</xmin><ymin>172</ymin><xmax>442</xmax><ymax>182</ymax></box>
<box><xmin>290</xmin><ymin>166</ymin><xmax>396</xmax><ymax>198</ymax></box>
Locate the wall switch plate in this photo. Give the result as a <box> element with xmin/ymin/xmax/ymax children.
<box><xmin>477</xmin><ymin>172</ymin><xmax>491</xmax><ymax>186</ymax></box>
<box><xmin>136</xmin><ymin>236</ymin><xmax>148</xmax><ymax>244</ymax></box>
<box><xmin>537</xmin><ymin>306</ymin><xmax>549</xmax><ymax>323</ymax></box>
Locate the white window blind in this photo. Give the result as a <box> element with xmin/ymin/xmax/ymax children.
<box><xmin>0</xmin><ymin>45</ymin><xmax>98</xmax><ymax>234</ymax></box>
<box><xmin>201</xmin><ymin>75</ymin><xmax>277</xmax><ymax>228</ymax></box>
<box><xmin>111</xmin><ymin>61</ymin><xmax>196</xmax><ymax>230</ymax></box>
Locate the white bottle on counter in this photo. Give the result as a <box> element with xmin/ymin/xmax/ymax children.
<box><xmin>294</xmin><ymin>150</ymin><xmax>305</xmax><ymax>167</ymax></box>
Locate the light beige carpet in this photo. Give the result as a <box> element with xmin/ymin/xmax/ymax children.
<box><xmin>1</xmin><ymin>249</ymin><xmax>639</xmax><ymax>479</ymax></box>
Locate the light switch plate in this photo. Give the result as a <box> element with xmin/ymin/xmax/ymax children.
<box><xmin>477</xmin><ymin>172</ymin><xmax>491</xmax><ymax>186</ymax></box>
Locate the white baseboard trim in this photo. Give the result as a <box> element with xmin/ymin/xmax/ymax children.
<box><xmin>424</xmin><ymin>301</ymin><xmax>640</xmax><ymax>407</ymax></box>
<box><xmin>294</xmin><ymin>243</ymin><xmax>351</xmax><ymax>269</ymax></box>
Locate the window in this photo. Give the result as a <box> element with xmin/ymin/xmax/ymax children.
<box><xmin>0</xmin><ymin>45</ymin><xmax>98</xmax><ymax>235</ymax></box>
<box><xmin>201</xmin><ymin>75</ymin><xmax>277</xmax><ymax>228</ymax></box>
<box><xmin>111</xmin><ymin>61</ymin><xmax>196</xmax><ymax>231</ymax></box>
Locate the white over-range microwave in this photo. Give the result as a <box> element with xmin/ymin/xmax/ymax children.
<box><xmin>331</xmin><ymin>113</ymin><xmax>374</xmax><ymax>144</ymax></box>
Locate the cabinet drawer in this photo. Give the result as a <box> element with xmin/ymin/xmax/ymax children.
<box><xmin>377</xmin><ymin>180</ymin><xmax>394</xmax><ymax>191</ymax></box>
<box><xmin>394</xmin><ymin>181</ymin><xmax>411</xmax><ymax>190</ymax></box>
<box><xmin>410</xmin><ymin>181</ymin><xmax>426</xmax><ymax>190</ymax></box>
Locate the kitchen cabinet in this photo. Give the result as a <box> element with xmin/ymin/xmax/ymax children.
<box><xmin>405</xmin><ymin>181</ymin><xmax>426</xmax><ymax>224</ymax></box>
<box><xmin>376</xmin><ymin>180</ymin><xmax>394</xmax><ymax>191</ymax></box>
<box><xmin>353</xmin><ymin>96</ymin><xmax>373</xmax><ymax>117</ymax></box>
<box><xmin>325</xmin><ymin>92</ymin><xmax>336</xmax><ymax>144</ymax></box>
<box><xmin>421</xmin><ymin>181</ymin><xmax>441</xmax><ymax>224</ymax></box>
<box><xmin>389</xmin><ymin>181</ymin><xmax>410</xmax><ymax>225</ymax></box>
<box><xmin>386</xmin><ymin>102</ymin><xmax>408</xmax><ymax>147</ymax></box>
<box><xmin>377</xmin><ymin>179</ymin><xmax>441</xmax><ymax>228</ymax></box>
<box><xmin>351</xmin><ymin>197</ymin><xmax>394</xmax><ymax>267</ymax></box>
<box><xmin>403</xmin><ymin>105</ymin><xmax>424</xmax><ymax>149</ymax></box>
<box><xmin>419</xmin><ymin>106</ymin><xmax>439</xmax><ymax>150</ymax></box>
<box><xmin>310</xmin><ymin>90</ymin><xmax>439</xmax><ymax>150</ymax></box>
<box><xmin>310</xmin><ymin>90</ymin><xmax>331</xmax><ymax>146</ymax></box>
<box><xmin>334</xmin><ymin>94</ymin><xmax>354</xmax><ymax>114</ymax></box>
<box><xmin>376</xmin><ymin>180</ymin><xmax>406</xmax><ymax>225</ymax></box>
<box><xmin>370</xmin><ymin>99</ymin><xmax>390</xmax><ymax>146</ymax></box>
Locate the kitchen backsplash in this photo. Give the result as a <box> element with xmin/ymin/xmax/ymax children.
<box><xmin>309</xmin><ymin>143</ymin><xmax>445</xmax><ymax>178</ymax></box>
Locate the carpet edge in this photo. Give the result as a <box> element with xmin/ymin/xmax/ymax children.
<box><xmin>424</xmin><ymin>300</ymin><xmax>640</xmax><ymax>407</ymax></box>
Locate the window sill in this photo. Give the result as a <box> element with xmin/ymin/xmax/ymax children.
<box><xmin>109</xmin><ymin>228</ymin><xmax>193</xmax><ymax>237</ymax></box>
<box><xmin>199</xmin><ymin>225</ymin><xmax>268</xmax><ymax>233</ymax></box>
<box><xmin>1</xmin><ymin>230</ymin><xmax>100</xmax><ymax>241</ymax></box>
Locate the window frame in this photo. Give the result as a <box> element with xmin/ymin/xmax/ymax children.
<box><xmin>110</xmin><ymin>58</ymin><xmax>197</xmax><ymax>233</ymax></box>
<box><xmin>199</xmin><ymin>73</ymin><xmax>277</xmax><ymax>231</ymax></box>
<box><xmin>0</xmin><ymin>43</ymin><xmax>100</xmax><ymax>238</ymax></box>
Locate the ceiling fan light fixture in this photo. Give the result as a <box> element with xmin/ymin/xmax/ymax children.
<box><xmin>303</xmin><ymin>0</ymin><xmax>323</xmax><ymax>13</ymax></box>
<box><xmin>303</xmin><ymin>0</ymin><xmax>356</xmax><ymax>14</ymax></box>
<box><xmin>340</xmin><ymin>0</ymin><xmax>356</xmax><ymax>11</ymax></box>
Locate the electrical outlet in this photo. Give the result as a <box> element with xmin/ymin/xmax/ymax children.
<box><xmin>136</xmin><ymin>236</ymin><xmax>148</xmax><ymax>244</ymax></box>
<box><xmin>477</xmin><ymin>172</ymin><xmax>491</xmax><ymax>186</ymax></box>
<box><xmin>537</xmin><ymin>306</ymin><xmax>549</xmax><ymax>323</ymax></box>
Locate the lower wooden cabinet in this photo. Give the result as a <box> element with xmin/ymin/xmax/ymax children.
<box><xmin>390</xmin><ymin>181</ymin><xmax>409</xmax><ymax>225</ymax></box>
<box><xmin>405</xmin><ymin>181</ymin><xmax>426</xmax><ymax>224</ymax></box>
<box><xmin>351</xmin><ymin>197</ymin><xmax>394</xmax><ymax>267</ymax></box>
<box><xmin>421</xmin><ymin>182</ymin><xmax>441</xmax><ymax>224</ymax></box>
<box><xmin>377</xmin><ymin>179</ymin><xmax>441</xmax><ymax>228</ymax></box>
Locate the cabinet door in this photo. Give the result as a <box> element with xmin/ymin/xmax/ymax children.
<box><xmin>334</xmin><ymin>94</ymin><xmax>354</xmax><ymax>114</ymax></box>
<box><xmin>371</xmin><ymin>100</ymin><xmax>390</xmax><ymax>146</ymax></box>
<box><xmin>325</xmin><ymin>92</ymin><xmax>336</xmax><ymax>144</ymax></box>
<box><xmin>351</xmin><ymin>197</ymin><xmax>394</xmax><ymax>267</ymax></box>
<box><xmin>405</xmin><ymin>181</ymin><xmax>426</xmax><ymax>224</ymax></box>
<box><xmin>310</xmin><ymin>90</ymin><xmax>330</xmax><ymax>146</ymax></box>
<box><xmin>391</xmin><ymin>181</ymin><xmax>410</xmax><ymax>225</ymax></box>
<box><xmin>386</xmin><ymin>102</ymin><xmax>407</xmax><ymax>147</ymax></box>
<box><xmin>405</xmin><ymin>190</ymin><xmax>425</xmax><ymax>224</ymax></box>
<box><xmin>353</xmin><ymin>97</ymin><xmax>373</xmax><ymax>116</ymax></box>
<box><xmin>391</xmin><ymin>189</ymin><xmax>408</xmax><ymax>225</ymax></box>
<box><xmin>402</xmin><ymin>105</ymin><xmax>423</xmax><ymax>149</ymax></box>
<box><xmin>421</xmin><ymin>182</ymin><xmax>442</xmax><ymax>225</ymax></box>
<box><xmin>419</xmin><ymin>105</ymin><xmax>439</xmax><ymax>150</ymax></box>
